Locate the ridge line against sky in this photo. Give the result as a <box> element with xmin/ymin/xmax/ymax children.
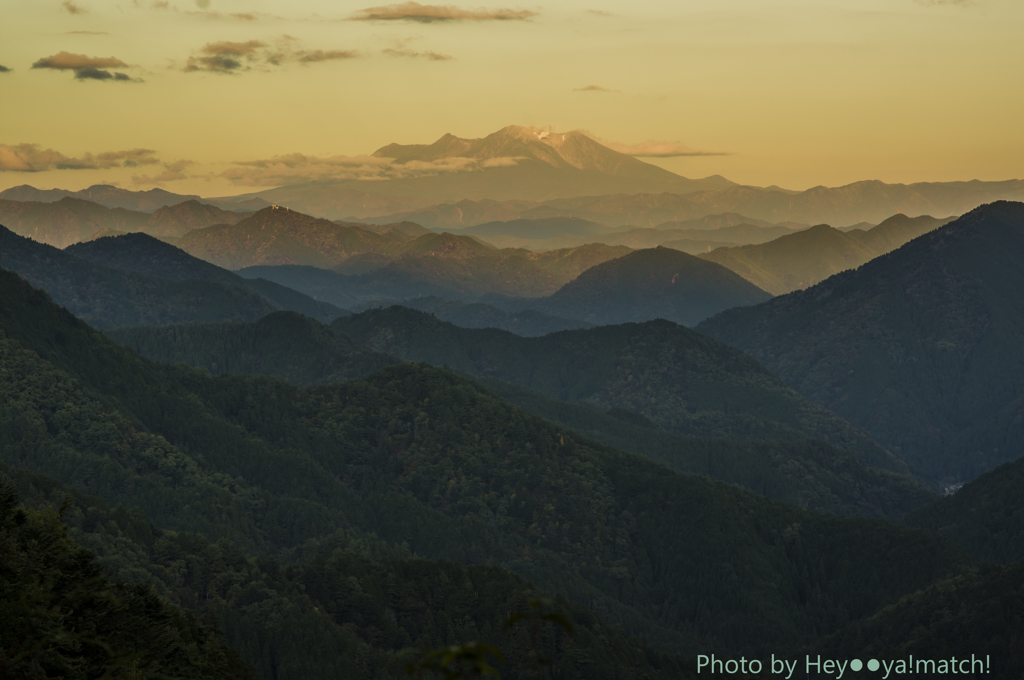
<box><xmin>1</xmin><ymin>0</ymin><xmax>1022</xmax><ymax>195</ymax></box>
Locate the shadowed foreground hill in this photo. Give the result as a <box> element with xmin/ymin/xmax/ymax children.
<box><xmin>526</xmin><ymin>246</ymin><xmax>772</xmax><ymax>326</ymax></box>
<box><xmin>0</xmin><ymin>265</ymin><xmax>972</xmax><ymax>667</ymax></box>
<box><xmin>698</xmin><ymin>214</ymin><xmax>954</xmax><ymax>295</ymax></box>
<box><xmin>697</xmin><ymin>201</ymin><xmax>1024</xmax><ymax>486</ymax></box>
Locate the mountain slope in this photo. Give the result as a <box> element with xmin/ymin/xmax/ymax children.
<box><xmin>111</xmin><ymin>307</ymin><xmax>932</xmax><ymax>519</ymax></box>
<box><xmin>531</xmin><ymin>246</ymin><xmax>771</xmax><ymax>326</ymax></box>
<box><xmin>65</xmin><ymin>232</ymin><xmax>345</xmax><ymax>322</ymax></box>
<box><xmin>357</xmin><ymin>295</ymin><xmax>593</xmax><ymax>336</ymax></box>
<box><xmin>331</xmin><ymin>306</ymin><xmax>905</xmax><ymax>472</ymax></box>
<box><xmin>0</xmin><ymin>196</ymin><xmax>151</xmax><ymax>248</ymax></box>
<box><xmin>177</xmin><ymin>205</ymin><xmax>401</xmax><ymax>270</ymax></box>
<box><xmin>697</xmin><ymin>201</ymin><xmax>1024</xmax><ymax>485</ymax></box>
<box><xmin>0</xmin><ymin>225</ymin><xmax>278</xmax><ymax>328</ymax></box>
<box><xmin>142</xmin><ymin>199</ymin><xmax>248</xmax><ymax>238</ymax></box>
<box><xmin>698</xmin><ymin>215</ymin><xmax>953</xmax><ymax>295</ymax></box>
<box><xmin>0</xmin><ymin>265</ymin><xmax>973</xmax><ymax>660</ymax></box>
<box><xmin>812</xmin><ymin>561</ymin><xmax>1024</xmax><ymax>679</ymax></box>
<box><xmin>902</xmin><ymin>455</ymin><xmax>1024</xmax><ymax>563</ymax></box>
<box><xmin>108</xmin><ymin>311</ymin><xmax>397</xmax><ymax>385</ymax></box>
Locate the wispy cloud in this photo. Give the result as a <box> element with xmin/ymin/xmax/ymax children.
<box><xmin>131</xmin><ymin>159</ymin><xmax>195</xmax><ymax>185</ymax></box>
<box><xmin>221</xmin><ymin>152</ymin><xmax>520</xmax><ymax>186</ymax></box>
<box><xmin>183</xmin><ymin>10</ymin><xmax>271</xmax><ymax>21</ymax></box>
<box><xmin>296</xmin><ymin>49</ymin><xmax>359</xmax><ymax>63</ymax></box>
<box><xmin>0</xmin><ymin>144</ymin><xmax>160</xmax><ymax>172</ymax></box>
<box><xmin>916</xmin><ymin>0</ymin><xmax>973</xmax><ymax>5</ymax></box>
<box><xmin>184</xmin><ymin>40</ymin><xmax>265</xmax><ymax>73</ymax></box>
<box><xmin>183</xmin><ymin>38</ymin><xmax>357</xmax><ymax>73</ymax></box>
<box><xmin>383</xmin><ymin>48</ymin><xmax>453</xmax><ymax>60</ymax></box>
<box><xmin>350</xmin><ymin>2</ymin><xmax>538</xmax><ymax>23</ymax></box>
<box><xmin>586</xmin><ymin>9</ymin><xmax>613</xmax><ymax>16</ymax></box>
<box><xmin>573</xmin><ymin>84</ymin><xmax>616</xmax><ymax>92</ymax></box>
<box><xmin>75</xmin><ymin>68</ymin><xmax>135</xmax><ymax>81</ymax></box>
<box><xmin>137</xmin><ymin>0</ymin><xmax>276</xmax><ymax>21</ymax></box>
<box><xmin>31</xmin><ymin>51</ymin><xmax>140</xmax><ymax>82</ymax></box>
<box><xmin>32</xmin><ymin>52</ymin><xmax>127</xmax><ymax>70</ymax></box>
<box><xmin>61</xmin><ymin>0</ymin><xmax>89</xmax><ymax>14</ymax></box>
<box><xmin>65</xmin><ymin>30</ymin><xmax>110</xmax><ymax>34</ymax></box>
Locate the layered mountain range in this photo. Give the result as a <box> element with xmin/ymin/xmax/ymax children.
<box><xmin>5</xmin><ymin>126</ymin><xmax>1022</xmax><ymax>230</ymax></box>
<box><xmin>353</xmin><ymin>177</ymin><xmax>1024</xmax><ymax>228</ymax></box>
<box><xmin>0</xmin><ymin>196</ymin><xmax>248</xmax><ymax>248</ymax></box>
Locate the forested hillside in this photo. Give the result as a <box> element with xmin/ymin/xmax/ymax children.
<box><xmin>331</xmin><ymin>307</ymin><xmax>902</xmax><ymax>473</ymax></box>
<box><xmin>0</xmin><ymin>480</ymin><xmax>255</xmax><ymax>680</ymax></box>
<box><xmin>0</xmin><ymin>266</ymin><xmax>972</xmax><ymax>667</ymax></box>
<box><xmin>107</xmin><ymin>312</ymin><xmax>934</xmax><ymax>520</ymax></box>
<box><xmin>903</xmin><ymin>455</ymin><xmax>1024</xmax><ymax>563</ymax></box>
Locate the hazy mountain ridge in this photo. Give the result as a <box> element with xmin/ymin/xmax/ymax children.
<box><xmin>697</xmin><ymin>214</ymin><xmax>954</xmax><ymax>295</ymax></box>
<box><xmin>356</xmin><ymin>179</ymin><xmax>1024</xmax><ymax>230</ymax></box>
<box><xmin>65</xmin><ymin>232</ymin><xmax>345</xmax><ymax>322</ymax></box>
<box><xmin>526</xmin><ymin>246</ymin><xmax>772</xmax><ymax>326</ymax></box>
<box><xmin>0</xmin><ymin>183</ymin><xmax>201</xmax><ymax>211</ymax></box>
<box><xmin>474</xmin><ymin>221</ymin><xmax>805</xmax><ymax>253</ymax></box>
<box><xmin>0</xmin><ymin>196</ymin><xmax>248</xmax><ymax>248</ymax></box>
<box><xmin>697</xmin><ymin>201</ymin><xmax>1024</xmax><ymax>485</ymax></box>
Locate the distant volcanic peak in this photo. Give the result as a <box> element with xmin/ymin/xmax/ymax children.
<box><xmin>369</xmin><ymin>124</ymin><xmax>639</xmax><ymax>173</ymax></box>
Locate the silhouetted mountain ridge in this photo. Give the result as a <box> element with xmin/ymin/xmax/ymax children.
<box><xmin>697</xmin><ymin>201</ymin><xmax>1024</xmax><ymax>485</ymax></box>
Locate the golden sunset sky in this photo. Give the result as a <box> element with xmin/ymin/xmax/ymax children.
<box><xmin>1</xmin><ymin>0</ymin><xmax>1022</xmax><ymax>196</ymax></box>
